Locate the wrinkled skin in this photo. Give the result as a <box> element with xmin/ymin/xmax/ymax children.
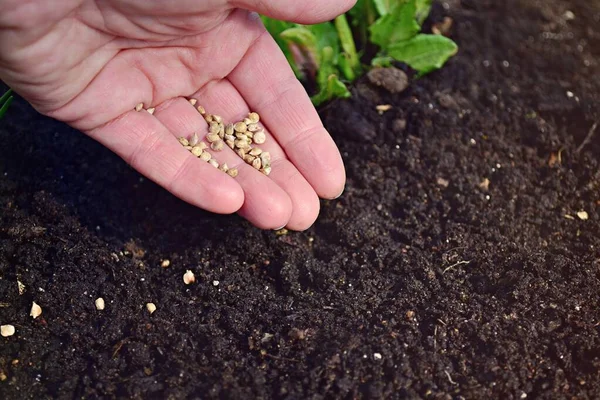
<box><xmin>0</xmin><ymin>0</ymin><xmax>354</xmax><ymax>230</ymax></box>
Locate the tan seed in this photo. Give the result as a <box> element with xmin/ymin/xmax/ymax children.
<box><xmin>200</xmin><ymin>151</ymin><xmax>212</xmax><ymax>161</ymax></box>
<box><xmin>224</xmin><ymin>134</ymin><xmax>236</xmax><ymax>142</ymax></box>
<box><xmin>260</xmin><ymin>152</ymin><xmax>271</xmax><ymax>165</ymax></box>
<box><xmin>235</xmin><ymin>139</ymin><xmax>251</xmax><ymax>149</ymax></box>
<box><xmin>252</xmin><ymin>158</ymin><xmax>262</xmax><ymax>170</ymax></box>
<box><xmin>135</xmin><ymin>103</ymin><xmax>144</xmax><ymax>112</ymax></box>
<box><xmin>219</xmin><ymin>163</ymin><xmax>229</xmax><ymax>172</ymax></box>
<box><xmin>208</xmin><ymin>159</ymin><xmax>219</xmax><ymax>168</ymax></box>
<box><xmin>227</xmin><ymin>168</ymin><xmax>239</xmax><ymax>178</ymax></box>
<box><xmin>191</xmin><ymin>146</ymin><xmax>204</xmax><ymax>157</ymax></box>
<box><xmin>213</xmin><ymin>115</ymin><xmax>223</xmax><ymax>124</ymax></box>
<box><xmin>236</xmin><ymin>149</ymin><xmax>247</xmax><ymax>158</ymax></box>
<box><xmin>244</xmin><ymin>155</ymin><xmax>256</xmax><ymax>164</ymax></box>
<box><xmin>197</xmin><ymin>142</ymin><xmax>208</xmax><ymax>150</ymax></box>
<box><xmin>207</xmin><ymin>133</ymin><xmax>220</xmax><ymax>143</ymax></box>
<box><xmin>262</xmin><ymin>166</ymin><xmax>272</xmax><ymax>176</ymax></box>
<box><xmin>95</xmin><ymin>297</ymin><xmax>105</xmax><ymax>310</ymax></box>
<box><xmin>189</xmin><ymin>132</ymin><xmax>200</xmax><ymax>146</ymax></box>
<box><xmin>30</xmin><ymin>302</ymin><xmax>42</xmax><ymax>319</ymax></box>
<box><xmin>161</xmin><ymin>259</ymin><xmax>170</xmax><ymax>268</ymax></box>
<box><xmin>211</xmin><ymin>140</ymin><xmax>225</xmax><ymax>151</ymax></box>
<box><xmin>204</xmin><ymin>114</ymin><xmax>213</xmax><ymax>123</ymax></box>
<box><xmin>249</xmin><ymin>148</ymin><xmax>263</xmax><ymax>156</ymax></box>
<box><xmin>209</xmin><ymin>122</ymin><xmax>220</xmax><ymax>134</ymax></box>
<box><xmin>146</xmin><ymin>107</ymin><xmax>156</xmax><ymax>115</ymax></box>
<box><xmin>146</xmin><ymin>303</ymin><xmax>157</xmax><ymax>314</ymax></box>
<box><xmin>1</xmin><ymin>325</ymin><xmax>15</xmax><ymax>337</ymax></box>
<box><xmin>234</xmin><ymin>122</ymin><xmax>248</xmax><ymax>133</ymax></box>
<box><xmin>253</xmin><ymin>129</ymin><xmax>266</xmax><ymax>144</ymax></box>
<box><xmin>218</xmin><ymin>124</ymin><xmax>225</xmax><ymax>139</ymax></box>
<box><xmin>248</xmin><ymin>112</ymin><xmax>260</xmax><ymax>123</ymax></box>
<box><xmin>183</xmin><ymin>270</ymin><xmax>195</xmax><ymax>285</ymax></box>
<box><xmin>245</xmin><ymin>131</ymin><xmax>254</xmax><ymax>139</ymax></box>
<box><xmin>235</xmin><ymin>132</ymin><xmax>248</xmax><ymax>140</ymax></box>
<box><xmin>197</xmin><ymin>105</ymin><xmax>206</xmax><ymax>114</ymax></box>
<box><xmin>188</xmin><ymin>98</ymin><xmax>197</xmax><ymax>106</ymax></box>
<box><xmin>243</xmin><ymin>118</ymin><xmax>252</xmax><ymax>125</ymax></box>
<box><xmin>226</xmin><ymin>140</ymin><xmax>235</xmax><ymax>149</ymax></box>
<box><xmin>178</xmin><ymin>137</ymin><xmax>189</xmax><ymax>146</ymax></box>
<box><xmin>247</xmin><ymin>123</ymin><xmax>259</xmax><ymax>132</ymax></box>
<box><xmin>225</xmin><ymin>123</ymin><xmax>234</xmax><ymax>136</ymax></box>
<box><xmin>184</xmin><ymin>145</ymin><xmax>193</xmax><ymax>151</ymax></box>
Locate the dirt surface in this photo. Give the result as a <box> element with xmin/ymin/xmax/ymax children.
<box><xmin>1</xmin><ymin>0</ymin><xmax>600</xmax><ymax>398</ymax></box>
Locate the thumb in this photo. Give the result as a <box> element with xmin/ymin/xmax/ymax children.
<box><xmin>230</xmin><ymin>0</ymin><xmax>357</xmax><ymax>24</ymax></box>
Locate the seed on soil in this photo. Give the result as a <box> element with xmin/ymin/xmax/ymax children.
<box><xmin>183</xmin><ymin>270</ymin><xmax>195</xmax><ymax>285</ymax></box>
<box><xmin>252</xmin><ymin>158</ymin><xmax>262</xmax><ymax>170</ymax></box>
<box><xmin>146</xmin><ymin>303</ymin><xmax>157</xmax><ymax>314</ymax></box>
<box><xmin>17</xmin><ymin>280</ymin><xmax>25</xmax><ymax>295</ymax></box>
<box><xmin>135</xmin><ymin>103</ymin><xmax>144</xmax><ymax>112</ymax></box>
<box><xmin>211</xmin><ymin>140</ymin><xmax>225</xmax><ymax>151</ymax></box>
<box><xmin>1</xmin><ymin>325</ymin><xmax>15</xmax><ymax>337</ymax></box>
<box><xmin>373</xmin><ymin>353</ymin><xmax>383</xmax><ymax>360</ymax></box>
<box><xmin>146</xmin><ymin>107</ymin><xmax>156</xmax><ymax>115</ymax></box>
<box><xmin>161</xmin><ymin>259</ymin><xmax>170</xmax><ymax>268</ymax></box>
<box><xmin>189</xmin><ymin>132</ymin><xmax>200</xmax><ymax>146</ymax></box>
<box><xmin>234</xmin><ymin>122</ymin><xmax>248</xmax><ymax>133</ymax></box>
<box><xmin>249</xmin><ymin>148</ymin><xmax>263</xmax><ymax>156</ymax></box>
<box><xmin>197</xmin><ymin>105</ymin><xmax>206</xmax><ymax>115</ymax></box>
<box><xmin>253</xmin><ymin>129</ymin><xmax>266</xmax><ymax>144</ymax></box>
<box><xmin>207</xmin><ymin>133</ymin><xmax>220</xmax><ymax>143</ymax></box>
<box><xmin>95</xmin><ymin>297</ymin><xmax>105</xmax><ymax>310</ymax></box>
<box><xmin>30</xmin><ymin>302</ymin><xmax>42</xmax><ymax>319</ymax></box>
<box><xmin>191</xmin><ymin>146</ymin><xmax>203</xmax><ymax>157</ymax></box>
<box><xmin>200</xmin><ymin>151</ymin><xmax>212</xmax><ymax>162</ymax></box>
<box><xmin>577</xmin><ymin>211</ymin><xmax>589</xmax><ymax>220</ymax></box>
<box><xmin>248</xmin><ymin>112</ymin><xmax>260</xmax><ymax>123</ymax></box>
<box><xmin>376</xmin><ymin>104</ymin><xmax>392</xmax><ymax>114</ymax></box>
<box><xmin>227</xmin><ymin>168</ymin><xmax>239</xmax><ymax>178</ymax></box>
<box><xmin>208</xmin><ymin>159</ymin><xmax>219</xmax><ymax>168</ymax></box>
<box><xmin>178</xmin><ymin>137</ymin><xmax>190</xmax><ymax>146</ymax></box>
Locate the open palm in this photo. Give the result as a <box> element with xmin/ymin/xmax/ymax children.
<box><xmin>0</xmin><ymin>0</ymin><xmax>352</xmax><ymax>230</ymax></box>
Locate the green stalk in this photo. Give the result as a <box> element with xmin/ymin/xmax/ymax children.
<box><xmin>334</xmin><ymin>14</ymin><xmax>361</xmax><ymax>80</ymax></box>
<box><xmin>0</xmin><ymin>89</ymin><xmax>13</xmax><ymax>120</ymax></box>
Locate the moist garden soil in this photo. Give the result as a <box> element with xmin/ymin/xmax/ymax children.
<box><xmin>1</xmin><ymin>0</ymin><xmax>600</xmax><ymax>398</ymax></box>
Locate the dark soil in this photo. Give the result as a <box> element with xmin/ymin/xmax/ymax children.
<box><xmin>1</xmin><ymin>0</ymin><xmax>600</xmax><ymax>398</ymax></box>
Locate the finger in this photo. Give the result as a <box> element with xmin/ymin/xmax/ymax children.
<box><xmin>229</xmin><ymin>0</ymin><xmax>357</xmax><ymax>24</ymax></box>
<box><xmin>86</xmin><ymin>111</ymin><xmax>244</xmax><ymax>213</ymax></box>
<box><xmin>228</xmin><ymin>30</ymin><xmax>346</xmax><ymax>199</ymax></box>
<box><xmin>194</xmin><ymin>79</ymin><xmax>321</xmax><ymax>231</ymax></box>
<box><xmin>152</xmin><ymin>97</ymin><xmax>293</xmax><ymax>230</ymax></box>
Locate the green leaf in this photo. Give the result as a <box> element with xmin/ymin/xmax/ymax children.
<box><xmin>306</xmin><ymin>23</ymin><xmax>339</xmax><ymax>56</ymax></box>
<box><xmin>387</xmin><ymin>33</ymin><xmax>458</xmax><ymax>75</ymax></box>
<box><xmin>261</xmin><ymin>17</ymin><xmax>303</xmax><ymax>77</ymax></box>
<box><xmin>370</xmin><ymin>0</ymin><xmax>420</xmax><ymax>50</ymax></box>
<box><xmin>0</xmin><ymin>94</ymin><xmax>13</xmax><ymax>120</ymax></box>
<box><xmin>372</xmin><ymin>0</ymin><xmax>395</xmax><ymax>16</ymax></box>
<box><xmin>311</xmin><ymin>74</ymin><xmax>351</xmax><ymax>106</ymax></box>
<box><xmin>0</xmin><ymin>89</ymin><xmax>12</xmax><ymax>105</ymax></box>
<box><xmin>334</xmin><ymin>14</ymin><xmax>361</xmax><ymax>80</ymax></box>
<box><xmin>280</xmin><ymin>26</ymin><xmax>320</xmax><ymax>72</ymax></box>
<box><xmin>415</xmin><ymin>0</ymin><xmax>432</xmax><ymax>25</ymax></box>
<box><xmin>371</xmin><ymin>55</ymin><xmax>394</xmax><ymax>67</ymax></box>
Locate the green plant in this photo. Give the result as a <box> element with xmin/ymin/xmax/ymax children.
<box><xmin>0</xmin><ymin>89</ymin><xmax>13</xmax><ymax>120</ymax></box>
<box><xmin>262</xmin><ymin>0</ymin><xmax>458</xmax><ymax>105</ymax></box>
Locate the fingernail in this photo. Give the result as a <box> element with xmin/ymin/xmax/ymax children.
<box><xmin>273</xmin><ymin>225</ymin><xmax>286</xmax><ymax>231</ymax></box>
<box><xmin>332</xmin><ymin>187</ymin><xmax>345</xmax><ymax>200</ymax></box>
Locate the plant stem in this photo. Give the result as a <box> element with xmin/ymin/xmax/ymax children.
<box><xmin>334</xmin><ymin>14</ymin><xmax>361</xmax><ymax>80</ymax></box>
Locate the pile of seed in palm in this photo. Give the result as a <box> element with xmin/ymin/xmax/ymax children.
<box><xmin>136</xmin><ymin>99</ymin><xmax>272</xmax><ymax>179</ymax></box>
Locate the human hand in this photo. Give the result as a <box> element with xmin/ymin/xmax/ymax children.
<box><xmin>0</xmin><ymin>0</ymin><xmax>353</xmax><ymax>230</ymax></box>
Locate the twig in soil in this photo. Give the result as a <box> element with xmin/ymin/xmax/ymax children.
<box><xmin>442</xmin><ymin>260</ymin><xmax>471</xmax><ymax>274</ymax></box>
<box><xmin>575</xmin><ymin>122</ymin><xmax>598</xmax><ymax>155</ymax></box>
<box><xmin>445</xmin><ymin>370</ymin><xmax>458</xmax><ymax>385</ymax></box>
<box><xmin>263</xmin><ymin>353</ymin><xmax>300</xmax><ymax>363</ymax></box>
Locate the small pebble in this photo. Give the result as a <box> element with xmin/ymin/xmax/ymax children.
<box><xmin>30</xmin><ymin>301</ymin><xmax>42</xmax><ymax>319</ymax></box>
<box><xmin>577</xmin><ymin>211</ymin><xmax>589</xmax><ymax>220</ymax></box>
<box><xmin>373</xmin><ymin>353</ymin><xmax>383</xmax><ymax>360</ymax></box>
<box><xmin>183</xmin><ymin>270</ymin><xmax>196</xmax><ymax>285</ymax></box>
<box><xmin>212</xmin><ymin>280</ymin><xmax>220</xmax><ymax>287</ymax></box>
<box><xmin>1</xmin><ymin>325</ymin><xmax>15</xmax><ymax>337</ymax></box>
<box><xmin>95</xmin><ymin>297</ymin><xmax>105</xmax><ymax>310</ymax></box>
<box><xmin>146</xmin><ymin>303</ymin><xmax>157</xmax><ymax>314</ymax></box>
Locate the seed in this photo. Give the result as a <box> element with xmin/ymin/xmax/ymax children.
<box><xmin>197</xmin><ymin>105</ymin><xmax>206</xmax><ymax>114</ymax></box>
<box><xmin>200</xmin><ymin>151</ymin><xmax>212</xmax><ymax>161</ymax></box>
<box><xmin>161</xmin><ymin>259</ymin><xmax>170</xmax><ymax>268</ymax></box>
<box><xmin>30</xmin><ymin>301</ymin><xmax>42</xmax><ymax>319</ymax></box>
<box><xmin>225</xmin><ymin>123</ymin><xmax>234</xmax><ymax>136</ymax></box>
<box><xmin>146</xmin><ymin>303</ymin><xmax>157</xmax><ymax>314</ymax></box>
<box><xmin>213</xmin><ymin>115</ymin><xmax>223</xmax><ymax>124</ymax></box>
<box><xmin>577</xmin><ymin>211</ymin><xmax>589</xmax><ymax>220</ymax></box>
<box><xmin>234</xmin><ymin>122</ymin><xmax>248</xmax><ymax>133</ymax></box>
<box><xmin>235</xmin><ymin>139</ymin><xmax>251</xmax><ymax>149</ymax></box>
<box><xmin>227</xmin><ymin>168</ymin><xmax>239</xmax><ymax>178</ymax></box>
<box><xmin>219</xmin><ymin>163</ymin><xmax>229</xmax><ymax>172</ymax></box>
<box><xmin>184</xmin><ymin>145</ymin><xmax>193</xmax><ymax>151</ymax></box>
<box><xmin>197</xmin><ymin>142</ymin><xmax>208</xmax><ymax>150</ymax></box>
<box><xmin>253</xmin><ymin>129</ymin><xmax>266</xmax><ymax>144</ymax></box>
<box><xmin>249</xmin><ymin>148</ymin><xmax>263</xmax><ymax>156</ymax></box>
<box><xmin>178</xmin><ymin>137</ymin><xmax>189</xmax><ymax>146</ymax></box>
<box><xmin>191</xmin><ymin>146</ymin><xmax>203</xmax><ymax>157</ymax></box>
<box><xmin>183</xmin><ymin>270</ymin><xmax>195</xmax><ymax>285</ymax></box>
<box><xmin>95</xmin><ymin>297</ymin><xmax>105</xmax><ymax>310</ymax></box>
<box><xmin>226</xmin><ymin>140</ymin><xmax>235</xmax><ymax>149</ymax></box>
<box><xmin>247</xmin><ymin>123</ymin><xmax>259</xmax><ymax>132</ymax></box>
<box><xmin>262</xmin><ymin>166</ymin><xmax>272</xmax><ymax>176</ymax></box>
<box><xmin>146</xmin><ymin>107</ymin><xmax>156</xmax><ymax>115</ymax></box>
<box><xmin>245</xmin><ymin>131</ymin><xmax>254</xmax><ymax>139</ymax></box>
<box><xmin>204</xmin><ymin>114</ymin><xmax>213</xmax><ymax>123</ymax></box>
<box><xmin>135</xmin><ymin>103</ymin><xmax>144</xmax><ymax>112</ymax></box>
<box><xmin>189</xmin><ymin>132</ymin><xmax>199</xmax><ymax>146</ymax></box>
<box><xmin>189</xmin><ymin>98</ymin><xmax>197</xmax><ymax>106</ymax></box>
<box><xmin>211</xmin><ymin>140</ymin><xmax>225</xmax><ymax>151</ymax></box>
<box><xmin>209</xmin><ymin>122</ymin><xmax>220</xmax><ymax>135</ymax></box>
<box><xmin>235</xmin><ymin>132</ymin><xmax>247</xmax><ymax>140</ymax></box>
<box><xmin>243</xmin><ymin>118</ymin><xmax>252</xmax><ymax>125</ymax></box>
<box><xmin>224</xmin><ymin>134</ymin><xmax>236</xmax><ymax>142</ymax></box>
<box><xmin>244</xmin><ymin>155</ymin><xmax>256</xmax><ymax>164</ymax></box>
<box><xmin>207</xmin><ymin>133</ymin><xmax>220</xmax><ymax>143</ymax></box>
<box><xmin>248</xmin><ymin>112</ymin><xmax>260</xmax><ymax>123</ymax></box>
<box><xmin>218</xmin><ymin>124</ymin><xmax>225</xmax><ymax>139</ymax></box>
<box><xmin>208</xmin><ymin>159</ymin><xmax>219</xmax><ymax>168</ymax></box>
<box><xmin>260</xmin><ymin>152</ymin><xmax>271</xmax><ymax>166</ymax></box>
<box><xmin>1</xmin><ymin>325</ymin><xmax>15</xmax><ymax>337</ymax></box>
<box><xmin>236</xmin><ymin>148</ymin><xmax>247</xmax><ymax>159</ymax></box>
<box><xmin>252</xmin><ymin>158</ymin><xmax>262</xmax><ymax>170</ymax></box>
